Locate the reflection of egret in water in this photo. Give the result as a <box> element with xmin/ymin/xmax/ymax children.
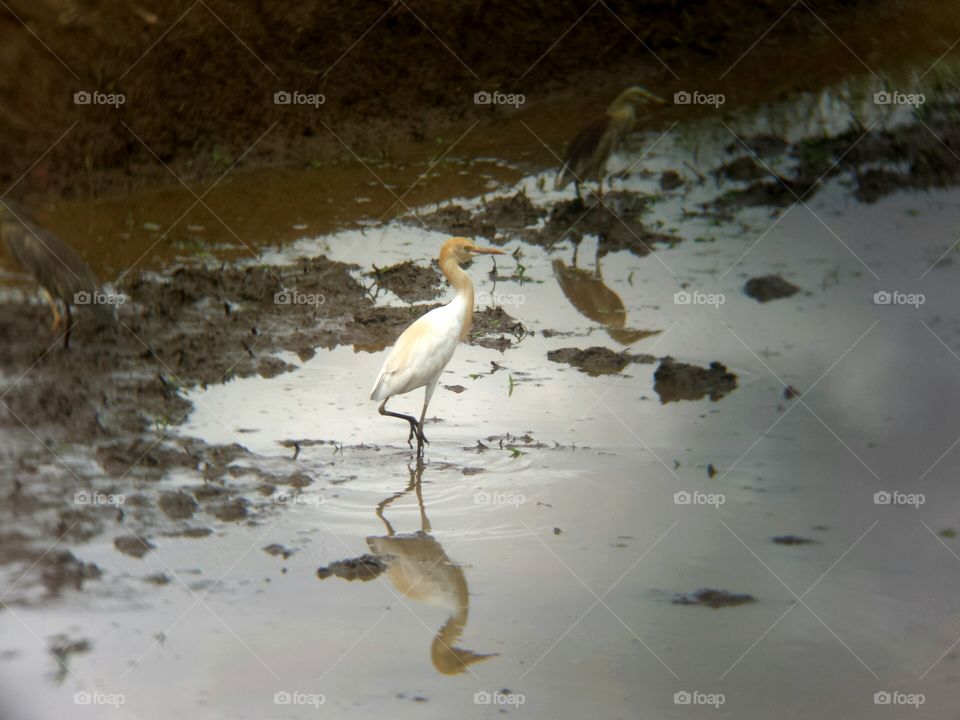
<box><xmin>552</xmin><ymin>255</ymin><xmax>659</xmax><ymax>346</ymax></box>
<box><xmin>368</xmin><ymin>461</ymin><xmax>496</xmax><ymax>674</ymax></box>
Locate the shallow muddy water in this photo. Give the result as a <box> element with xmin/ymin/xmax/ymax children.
<box><xmin>5</xmin><ymin>53</ymin><xmax>960</xmax><ymax>720</ymax></box>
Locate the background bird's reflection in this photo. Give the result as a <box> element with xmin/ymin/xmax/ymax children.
<box><xmin>552</xmin><ymin>251</ymin><xmax>658</xmax><ymax>345</ymax></box>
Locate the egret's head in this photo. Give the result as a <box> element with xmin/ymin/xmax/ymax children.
<box><xmin>611</xmin><ymin>86</ymin><xmax>665</xmax><ymax>111</ymax></box>
<box><xmin>441</xmin><ymin>236</ymin><xmax>506</xmax><ymax>265</ymax></box>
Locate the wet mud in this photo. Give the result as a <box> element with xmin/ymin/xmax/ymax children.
<box><xmin>316</xmin><ymin>555</ymin><xmax>387</xmax><ymax>582</ymax></box>
<box><xmin>547</xmin><ymin>346</ymin><xmax>657</xmax><ymax>376</ymax></box>
<box><xmin>744</xmin><ymin>275</ymin><xmax>801</xmax><ymax>303</ymax></box>
<box><xmin>653</xmin><ymin>358</ymin><xmax>738</xmax><ymax>403</ymax></box>
<box><xmin>367</xmin><ymin>260</ymin><xmax>444</xmax><ymax>303</ymax></box>
<box><xmin>673</xmin><ymin>588</ymin><xmax>757</xmax><ymax>608</ymax></box>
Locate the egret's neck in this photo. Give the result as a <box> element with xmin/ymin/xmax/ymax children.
<box><xmin>440</xmin><ymin>254</ymin><xmax>474</xmax><ymax>336</ymax></box>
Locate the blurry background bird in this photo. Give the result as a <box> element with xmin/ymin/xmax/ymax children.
<box><xmin>371</xmin><ymin>236</ymin><xmax>505</xmax><ymax>455</ymax></box>
<box><xmin>0</xmin><ymin>200</ymin><xmax>115</xmax><ymax>348</ymax></box>
<box><xmin>555</xmin><ymin>86</ymin><xmax>664</xmax><ymax>201</ymax></box>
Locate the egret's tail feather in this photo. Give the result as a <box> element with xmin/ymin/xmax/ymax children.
<box><xmin>370</xmin><ymin>373</ymin><xmax>390</xmax><ymax>401</ymax></box>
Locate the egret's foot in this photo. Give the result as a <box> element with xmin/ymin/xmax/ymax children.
<box><xmin>413</xmin><ymin>425</ymin><xmax>429</xmax><ymax>457</ymax></box>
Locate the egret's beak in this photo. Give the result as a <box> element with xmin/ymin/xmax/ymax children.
<box><xmin>471</xmin><ymin>246</ymin><xmax>506</xmax><ymax>255</ymax></box>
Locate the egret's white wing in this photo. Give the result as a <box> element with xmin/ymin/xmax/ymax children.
<box><xmin>370</xmin><ymin>304</ymin><xmax>462</xmax><ymax>400</ymax></box>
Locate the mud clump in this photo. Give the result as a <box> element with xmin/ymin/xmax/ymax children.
<box><xmin>317</xmin><ymin>554</ymin><xmax>387</xmax><ymax>581</ymax></box>
<box><xmin>470</xmin><ymin>307</ymin><xmax>527</xmax><ymax>352</ymax></box>
<box><xmin>263</xmin><ymin>544</ymin><xmax>296</xmax><ymax>559</ymax></box>
<box><xmin>548</xmin><ymin>346</ymin><xmax>656</xmax><ymax>376</ymax></box>
<box><xmin>715</xmin><ymin>156</ymin><xmax>766</xmax><ymax>182</ymax></box>
<box><xmin>534</xmin><ymin>192</ymin><xmax>678</xmax><ymax>256</ymax></box>
<box><xmin>114</xmin><ymin>536</ymin><xmax>156</xmax><ymax>559</ymax></box>
<box><xmin>368</xmin><ymin>260</ymin><xmax>444</xmax><ymax>303</ymax></box>
<box><xmin>41</xmin><ymin>551</ymin><xmax>102</xmax><ymax>597</ymax></box>
<box><xmin>211</xmin><ymin>499</ymin><xmax>250</xmax><ymax>523</ymax></box>
<box><xmin>158</xmin><ymin>492</ymin><xmax>199</xmax><ymax>521</ymax></box>
<box><xmin>421</xmin><ymin>204</ymin><xmax>495</xmax><ymax>239</ymax></box>
<box><xmin>772</xmin><ymin>535</ymin><xmax>817</xmax><ymax>545</ymax></box>
<box><xmin>476</xmin><ymin>191</ymin><xmax>546</xmax><ymax>234</ymax></box>
<box><xmin>744</xmin><ymin>275</ymin><xmax>800</xmax><ymax>302</ymax></box>
<box><xmin>659</xmin><ymin>171</ymin><xmax>684</xmax><ymax>190</ymax></box>
<box><xmin>653</xmin><ymin>358</ymin><xmax>738</xmax><ymax>403</ymax></box>
<box><xmin>717</xmin><ymin>178</ymin><xmax>811</xmax><ymax>209</ymax></box>
<box><xmin>673</xmin><ymin>588</ymin><xmax>756</xmax><ymax>608</ymax></box>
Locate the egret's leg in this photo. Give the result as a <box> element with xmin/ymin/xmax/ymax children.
<box><xmin>597</xmin><ymin>179</ymin><xmax>604</xmax><ymax>198</ymax></box>
<box><xmin>378</xmin><ymin>398</ymin><xmax>419</xmax><ymax>449</ymax></box>
<box><xmin>416</xmin><ymin>381</ymin><xmax>438</xmax><ymax>455</ymax></box>
<box><xmin>574</xmin><ymin>181</ymin><xmax>581</xmax><ymax>202</ymax></box>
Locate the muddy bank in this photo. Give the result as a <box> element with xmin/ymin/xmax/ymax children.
<box><xmin>1</xmin><ymin>0</ymin><xmax>917</xmax><ymax>200</ymax></box>
<box><xmin>707</xmin><ymin>96</ymin><xmax>960</xmax><ymax>219</ymax></box>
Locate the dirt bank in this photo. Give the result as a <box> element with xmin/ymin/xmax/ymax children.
<box><xmin>0</xmin><ymin>0</ymin><xmax>894</xmax><ymax>200</ymax></box>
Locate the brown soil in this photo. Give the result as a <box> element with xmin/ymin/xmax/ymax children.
<box><xmin>744</xmin><ymin>275</ymin><xmax>801</xmax><ymax>303</ymax></box>
<box><xmin>653</xmin><ymin>357</ymin><xmax>738</xmax><ymax>403</ymax></box>
<box><xmin>367</xmin><ymin>260</ymin><xmax>443</xmax><ymax>303</ymax></box>
<box><xmin>0</xmin><ymin>0</ymin><xmax>894</xmax><ymax>201</ymax></box>
<box><xmin>673</xmin><ymin>588</ymin><xmax>757</xmax><ymax>608</ymax></box>
<box><xmin>316</xmin><ymin>554</ymin><xmax>387</xmax><ymax>582</ymax></box>
<box><xmin>547</xmin><ymin>346</ymin><xmax>656</xmax><ymax>376</ymax></box>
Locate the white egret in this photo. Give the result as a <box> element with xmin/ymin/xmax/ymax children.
<box><xmin>371</xmin><ymin>237</ymin><xmax>505</xmax><ymax>455</ymax></box>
